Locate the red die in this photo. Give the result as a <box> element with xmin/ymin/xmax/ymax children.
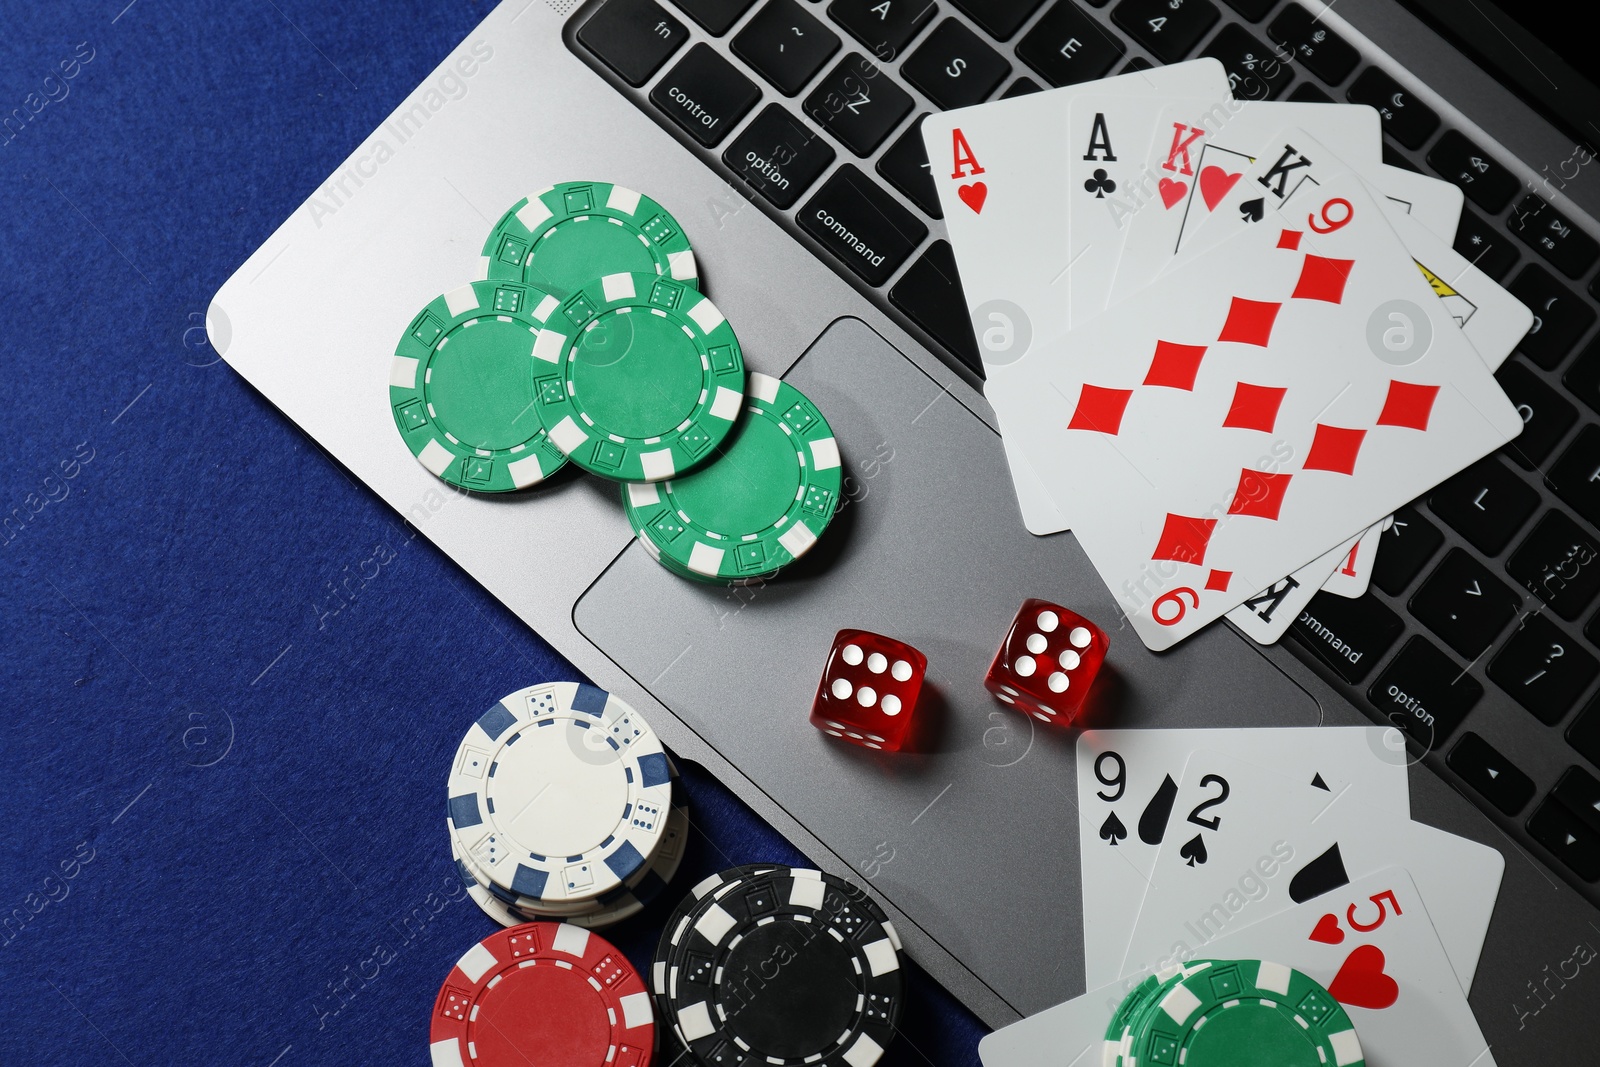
<box><xmin>985</xmin><ymin>600</ymin><xmax>1108</xmax><ymax>725</ymax></box>
<box><xmin>810</xmin><ymin>628</ymin><xmax>927</xmax><ymax>751</ymax></box>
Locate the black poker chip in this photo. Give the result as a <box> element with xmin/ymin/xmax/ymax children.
<box><xmin>654</xmin><ymin>866</ymin><xmax>904</xmax><ymax>1066</ymax></box>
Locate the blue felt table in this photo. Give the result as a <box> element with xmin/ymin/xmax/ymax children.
<box><xmin>0</xmin><ymin>2</ymin><xmax>985</xmax><ymax>1064</ymax></box>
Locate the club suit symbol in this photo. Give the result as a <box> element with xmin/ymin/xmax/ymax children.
<box><xmin>1084</xmin><ymin>169</ymin><xmax>1117</xmax><ymax>198</ymax></box>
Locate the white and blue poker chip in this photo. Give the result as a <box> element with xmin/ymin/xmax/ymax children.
<box><xmin>447</xmin><ymin>681</ymin><xmax>672</xmax><ymax>907</ymax></box>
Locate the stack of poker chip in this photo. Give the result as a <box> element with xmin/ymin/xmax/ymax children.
<box><xmin>387</xmin><ymin>180</ymin><xmax>841</xmax><ymax>585</ymax></box>
<box><xmin>652</xmin><ymin>865</ymin><xmax>905</xmax><ymax>1066</ymax></box>
<box><xmin>447</xmin><ymin>680</ymin><xmax>689</xmax><ymax>930</ymax></box>
<box><xmin>430</xmin><ymin>921</ymin><xmax>655</xmax><ymax>1067</ymax></box>
<box><xmin>1103</xmin><ymin>958</ymin><xmax>1366</xmax><ymax>1067</ymax></box>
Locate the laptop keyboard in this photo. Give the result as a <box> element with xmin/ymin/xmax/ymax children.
<box><xmin>571</xmin><ymin>0</ymin><xmax>1600</xmax><ymax>903</ymax></box>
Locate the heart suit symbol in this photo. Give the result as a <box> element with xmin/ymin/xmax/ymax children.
<box><xmin>1158</xmin><ymin>178</ymin><xmax>1188</xmax><ymax>209</ymax></box>
<box><xmin>1329</xmin><ymin>944</ymin><xmax>1400</xmax><ymax>1010</ymax></box>
<box><xmin>959</xmin><ymin>182</ymin><xmax>987</xmax><ymax>214</ymax></box>
<box><xmin>1199</xmin><ymin>166</ymin><xmax>1243</xmax><ymax>210</ymax></box>
<box><xmin>1310</xmin><ymin>913</ymin><xmax>1345</xmax><ymax>945</ymax></box>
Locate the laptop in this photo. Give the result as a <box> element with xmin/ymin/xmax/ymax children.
<box><xmin>209</xmin><ymin>0</ymin><xmax>1600</xmax><ymax>1051</ymax></box>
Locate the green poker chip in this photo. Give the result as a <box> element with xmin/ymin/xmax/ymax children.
<box><xmin>481</xmin><ymin>181</ymin><xmax>698</xmax><ymax>296</ymax></box>
<box><xmin>1104</xmin><ymin>962</ymin><xmax>1212</xmax><ymax>1067</ymax></box>
<box><xmin>623</xmin><ymin>374</ymin><xmax>841</xmax><ymax>583</ymax></box>
<box><xmin>535</xmin><ymin>272</ymin><xmax>745</xmax><ymax>482</ymax></box>
<box><xmin>1128</xmin><ymin>959</ymin><xmax>1365</xmax><ymax>1067</ymax></box>
<box><xmin>388</xmin><ymin>279</ymin><xmax>568</xmax><ymax>492</ymax></box>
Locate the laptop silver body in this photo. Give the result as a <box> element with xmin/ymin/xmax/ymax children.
<box><xmin>210</xmin><ymin>0</ymin><xmax>1600</xmax><ymax>1052</ymax></box>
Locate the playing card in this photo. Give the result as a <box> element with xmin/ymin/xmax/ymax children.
<box><xmin>1107</xmin><ymin>100</ymin><xmax>1383</xmax><ymax>308</ymax></box>
<box><xmin>1065</xmin><ymin>93</ymin><xmax>1229</xmax><ymax>326</ymax></box>
<box><xmin>1370</xmin><ymin>161</ymin><xmax>1465</xmax><ymax>243</ymax></box>
<box><xmin>1380</xmin><ymin>195</ymin><xmax>1533</xmax><ymax>371</ymax></box>
<box><xmin>1120</xmin><ymin>750</ymin><xmax>1504</xmax><ymax>994</ymax></box>
<box><xmin>1226</xmin><ymin>529</ymin><xmax>1364</xmax><ymax>642</ymax></box>
<box><xmin>921</xmin><ymin>59</ymin><xmax>1234</xmax><ymax>536</ymax></box>
<box><xmin>993</xmin><ymin>159</ymin><xmax>1525</xmax><ymax>649</ymax></box>
<box><xmin>1321</xmin><ymin>516</ymin><xmax>1390</xmax><ymax>599</ymax></box>
<box><xmin>1076</xmin><ymin>726</ymin><xmax>1409</xmax><ymax>988</ymax></box>
<box><xmin>1149</xmin><ymin>870</ymin><xmax>1496</xmax><ymax>1066</ymax></box>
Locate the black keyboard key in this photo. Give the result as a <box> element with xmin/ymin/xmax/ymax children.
<box><xmin>1509</xmin><ymin>195</ymin><xmax>1600</xmax><ymax>279</ymax></box>
<box><xmin>1496</xmin><ymin>360</ymin><xmax>1577</xmax><ymax>470</ymax></box>
<box><xmin>1003</xmin><ymin>76</ymin><xmax>1044</xmax><ymax>97</ymax></box>
<box><xmin>1528</xmin><ymin>795</ymin><xmax>1600</xmax><ymax>880</ymax></box>
<box><xmin>1548</xmin><ymin>426</ymin><xmax>1600</xmax><ymax>529</ymax></box>
<box><xmin>828</xmin><ymin>0</ymin><xmax>936</xmax><ymax>60</ymax></box>
<box><xmin>1508</xmin><ymin>511</ymin><xmax>1600</xmax><ymax>620</ymax></box>
<box><xmin>1220</xmin><ymin>0</ymin><xmax>1274</xmax><ymax>18</ymax></box>
<box><xmin>1018</xmin><ymin>2</ymin><xmax>1126</xmax><ymax>86</ymax></box>
<box><xmin>1285</xmin><ymin>591</ymin><xmax>1403</xmax><ymax>684</ymax></box>
<box><xmin>1410</xmin><ymin>548</ymin><xmax>1520</xmax><ymax>659</ymax></box>
<box><xmin>1489</xmin><ymin>613</ymin><xmax>1598</xmax><ymax>722</ymax></box>
<box><xmin>949</xmin><ymin>0</ymin><xmax>1043</xmax><ymax>40</ymax></box>
<box><xmin>1267</xmin><ymin>4</ymin><xmax>1359</xmax><ymax>85</ymax></box>
<box><xmin>1564</xmin><ymin>337</ymin><xmax>1600</xmax><ymax>416</ymax></box>
<box><xmin>1113</xmin><ymin>0</ymin><xmax>1219</xmax><ymax>64</ymax></box>
<box><xmin>1428</xmin><ymin>457</ymin><xmax>1538</xmax><ymax>554</ymax></box>
<box><xmin>804</xmin><ymin>53</ymin><xmax>912</xmax><ymax>155</ymax></box>
<box><xmin>1368</xmin><ymin>636</ymin><xmax>1482</xmax><ymax>749</ymax></box>
<box><xmin>877</xmin><ymin>116</ymin><xmax>940</xmax><ymax>217</ymax></box>
<box><xmin>902</xmin><ymin>18</ymin><xmax>1010</xmax><ymax>109</ymax></box>
<box><xmin>890</xmin><ymin>240</ymin><xmax>982</xmax><ymax>376</ymax></box>
<box><xmin>1346</xmin><ymin>67</ymin><xmax>1439</xmax><ymax>149</ymax></box>
<box><xmin>1426</xmin><ymin>130</ymin><xmax>1519</xmax><ymax>214</ymax></box>
<box><xmin>1552</xmin><ymin>766</ymin><xmax>1600</xmax><ymax>835</ymax></box>
<box><xmin>1510</xmin><ymin>266</ymin><xmax>1594</xmax><ymax>370</ymax></box>
<box><xmin>798</xmin><ymin>164</ymin><xmax>926</xmax><ymax>285</ymax></box>
<box><xmin>1372</xmin><ymin>504</ymin><xmax>1443</xmax><ymax>596</ymax></box>
<box><xmin>669</xmin><ymin>0</ymin><xmax>756</xmax><ymax>34</ymax></box>
<box><xmin>1570</xmin><ymin>692</ymin><xmax>1600</xmax><ymax>767</ymax></box>
<box><xmin>733</xmin><ymin>0</ymin><xmax>840</xmax><ymax>96</ymax></box>
<box><xmin>580</xmin><ymin>0</ymin><xmax>690</xmax><ymax>87</ymax></box>
<box><xmin>651</xmin><ymin>44</ymin><xmax>762</xmax><ymax>146</ymax></box>
<box><xmin>1202</xmin><ymin>24</ymin><xmax>1292</xmax><ymax>101</ymax></box>
<box><xmin>723</xmin><ymin>103</ymin><xmax>836</xmax><ymax>208</ymax></box>
<box><xmin>1448</xmin><ymin>732</ymin><xmax>1536</xmax><ymax>815</ymax></box>
<box><xmin>1452</xmin><ymin>209</ymin><xmax>1518</xmax><ymax>282</ymax></box>
<box><xmin>1288</xmin><ymin>81</ymin><xmax>1333</xmax><ymax>103</ymax></box>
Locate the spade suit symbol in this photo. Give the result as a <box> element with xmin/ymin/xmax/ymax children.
<box><xmin>1137</xmin><ymin>775</ymin><xmax>1180</xmax><ymax>846</ymax></box>
<box><xmin>1179</xmin><ymin>833</ymin><xmax>1208</xmax><ymax>867</ymax></box>
<box><xmin>1239</xmin><ymin>197</ymin><xmax>1266</xmax><ymax>222</ymax></box>
<box><xmin>1289</xmin><ymin>843</ymin><xmax>1351</xmax><ymax>903</ymax></box>
<box><xmin>1099</xmin><ymin>812</ymin><xmax>1128</xmax><ymax>846</ymax></box>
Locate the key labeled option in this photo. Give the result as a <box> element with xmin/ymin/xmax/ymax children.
<box><xmin>1368</xmin><ymin>635</ymin><xmax>1483</xmax><ymax>751</ymax></box>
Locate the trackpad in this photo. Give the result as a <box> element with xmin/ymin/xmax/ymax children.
<box><xmin>575</xmin><ymin>317</ymin><xmax>1320</xmax><ymax>1016</ymax></box>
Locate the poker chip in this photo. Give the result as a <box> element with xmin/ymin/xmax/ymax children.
<box><xmin>1125</xmin><ymin>959</ymin><xmax>1365</xmax><ymax>1067</ymax></box>
<box><xmin>389</xmin><ymin>279</ymin><xmax>569</xmax><ymax>492</ymax></box>
<box><xmin>535</xmin><ymin>273</ymin><xmax>746</xmax><ymax>482</ymax></box>
<box><xmin>624</xmin><ymin>373</ymin><xmax>842</xmax><ymax>583</ymax></box>
<box><xmin>1102</xmin><ymin>961</ymin><xmax>1213</xmax><ymax>1067</ymax></box>
<box><xmin>481</xmin><ymin>181</ymin><xmax>698</xmax><ymax>296</ymax></box>
<box><xmin>454</xmin><ymin>800</ymin><xmax>690</xmax><ymax>929</ymax></box>
<box><xmin>649</xmin><ymin>864</ymin><xmax>789</xmax><ymax>1005</ymax></box>
<box><xmin>447</xmin><ymin>681</ymin><xmax>673</xmax><ymax>908</ymax></box>
<box><xmin>429</xmin><ymin>922</ymin><xmax>655</xmax><ymax>1067</ymax></box>
<box><xmin>658</xmin><ymin>866</ymin><xmax>903</xmax><ymax>1066</ymax></box>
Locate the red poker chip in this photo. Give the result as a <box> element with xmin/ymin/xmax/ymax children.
<box><xmin>430</xmin><ymin>922</ymin><xmax>655</xmax><ymax>1067</ymax></box>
